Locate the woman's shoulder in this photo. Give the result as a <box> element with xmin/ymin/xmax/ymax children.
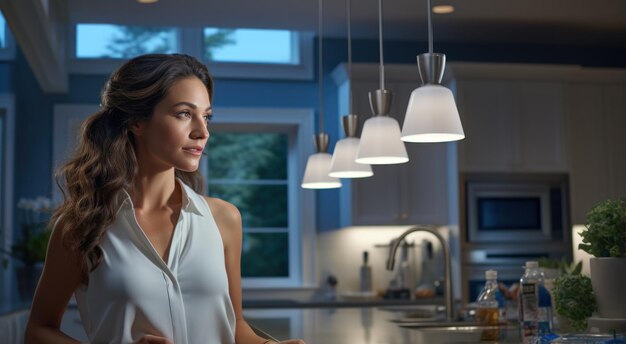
<box><xmin>203</xmin><ymin>196</ymin><xmax>241</xmax><ymax>225</ymax></box>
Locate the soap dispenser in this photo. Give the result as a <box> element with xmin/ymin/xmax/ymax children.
<box><xmin>360</xmin><ymin>251</ymin><xmax>373</xmax><ymax>292</ymax></box>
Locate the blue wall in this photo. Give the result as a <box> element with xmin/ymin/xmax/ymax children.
<box><xmin>5</xmin><ymin>38</ymin><xmax>626</xmax><ymax>236</ymax></box>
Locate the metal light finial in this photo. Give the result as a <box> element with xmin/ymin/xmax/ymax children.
<box><xmin>313</xmin><ymin>132</ymin><xmax>330</xmax><ymax>153</ymax></box>
<box><xmin>368</xmin><ymin>89</ymin><xmax>392</xmax><ymax>116</ymax></box>
<box><xmin>417</xmin><ymin>52</ymin><xmax>446</xmax><ymax>85</ymax></box>
<box><xmin>342</xmin><ymin>114</ymin><xmax>359</xmax><ymax>138</ymax></box>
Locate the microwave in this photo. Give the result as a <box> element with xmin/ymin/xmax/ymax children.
<box><xmin>465</xmin><ymin>174</ymin><xmax>569</xmax><ymax>243</ymax></box>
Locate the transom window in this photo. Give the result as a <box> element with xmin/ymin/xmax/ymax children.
<box><xmin>76</xmin><ymin>24</ymin><xmax>178</xmax><ymax>58</ymax></box>
<box><xmin>0</xmin><ymin>12</ymin><xmax>6</xmax><ymax>48</ymax></box>
<box><xmin>202</xmin><ymin>28</ymin><xmax>296</xmax><ymax>65</ymax></box>
<box><xmin>70</xmin><ymin>23</ymin><xmax>313</xmax><ymax>80</ymax></box>
<box><xmin>0</xmin><ymin>11</ymin><xmax>15</xmax><ymax>60</ymax></box>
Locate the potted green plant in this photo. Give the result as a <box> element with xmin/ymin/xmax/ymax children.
<box><xmin>553</xmin><ymin>273</ymin><xmax>596</xmax><ymax>332</ymax></box>
<box><xmin>578</xmin><ymin>198</ymin><xmax>626</xmax><ymax>321</ymax></box>
<box><xmin>1</xmin><ymin>196</ymin><xmax>53</xmax><ymax>302</ymax></box>
<box><xmin>538</xmin><ymin>257</ymin><xmax>583</xmax><ymax>279</ymax></box>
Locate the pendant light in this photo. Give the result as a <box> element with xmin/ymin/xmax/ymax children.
<box><xmin>400</xmin><ymin>0</ymin><xmax>464</xmax><ymax>143</ymax></box>
<box><xmin>355</xmin><ymin>0</ymin><xmax>408</xmax><ymax>165</ymax></box>
<box><xmin>302</xmin><ymin>0</ymin><xmax>342</xmax><ymax>189</ymax></box>
<box><xmin>329</xmin><ymin>0</ymin><xmax>373</xmax><ymax>178</ymax></box>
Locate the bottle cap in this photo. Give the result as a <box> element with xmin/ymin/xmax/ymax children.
<box><xmin>525</xmin><ymin>261</ymin><xmax>539</xmax><ymax>269</ymax></box>
<box><xmin>485</xmin><ymin>269</ymin><xmax>497</xmax><ymax>279</ymax></box>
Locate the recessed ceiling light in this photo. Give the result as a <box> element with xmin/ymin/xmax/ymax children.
<box><xmin>432</xmin><ymin>5</ymin><xmax>454</xmax><ymax>14</ymax></box>
<box><xmin>137</xmin><ymin>0</ymin><xmax>158</xmax><ymax>3</ymax></box>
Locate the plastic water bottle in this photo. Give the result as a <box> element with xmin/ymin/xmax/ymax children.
<box><xmin>519</xmin><ymin>261</ymin><xmax>553</xmax><ymax>343</ymax></box>
<box><xmin>476</xmin><ymin>269</ymin><xmax>504</xmax><ymax>340</ymax></box>
<box><xmin>537</xmin><ymin>275</ymin><xmax>553</xmax><ymax>335</ymax></box>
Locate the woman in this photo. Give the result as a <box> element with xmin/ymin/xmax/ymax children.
<box><xmin>25</xmin><ymin>54</ymin><xmax>305</xmax><ymax>344</ymax></box>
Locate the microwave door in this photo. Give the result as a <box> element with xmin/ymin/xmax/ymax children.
<box><xmin>467</xmin><ymin>185</ymin><xmax>552</xmax><ymax>243</ymax></box>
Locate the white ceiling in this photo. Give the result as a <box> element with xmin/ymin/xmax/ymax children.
<box><xmin>68</xmin><ymin>0</ymin><xmax>626</xmax><ymax>46</ymax></box>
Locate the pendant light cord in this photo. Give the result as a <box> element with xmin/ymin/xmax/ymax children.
<box><xmin>347</xmin><ymin>0</ymin><xmax>353</xmax><ymax>114</ymax></box>
<box><xmin>427</xmin><ymin>0</ymin><xmax>433</xmax><ymax>53</ymax></box>
<box><xmin>318</xmin><ymin>0</ymin><xmax>324</xmax><ymax>132</ymax></box>
<box><xmin>378</xmin><ymin>0</ymin><xmax>385</xmax><ymax>90</ymax></box>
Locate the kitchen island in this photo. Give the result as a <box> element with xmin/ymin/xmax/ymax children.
<box><xmin>1</xmin><ymin>305</ymin><xmax>524</xmax><ymax>343</ymax></box>
<box><xmin>4</xmin><ymin>305</ymin><xmax>625</xmax><ymax>343</ymax></box>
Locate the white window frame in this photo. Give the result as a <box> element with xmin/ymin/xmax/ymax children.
<box><xmin>68</xmin><ymin>25</ymin><xmax>314</xmax><ymax>81</ymax></box>
<box><xmin>206</xmin><ymin>108</ymin><xmax>316</xmax><ymax>288</ymax></box>
<box><xmin>0</xmin><ymin>94</ymin><xmax>16</xmax><ymax>305</ymax></box>
<box><xmin>52</xmin><ymin>105</ymin><xmax>317</xmax><ymax>288</ymax></box>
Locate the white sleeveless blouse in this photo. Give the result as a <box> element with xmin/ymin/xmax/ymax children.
<box><xmin>74</xmin><ymin>181</ymin><xmax>236</xmax><ymax>344</ymax></box>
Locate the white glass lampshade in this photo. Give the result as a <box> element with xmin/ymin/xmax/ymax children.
<box><xmin>329</xmin><ymin>137</ymin><xmax>373</xmax><ymax>178</ymax></box>
<box><xmin>301</xmin><ymin>152</ymin><xmax>342</xmax><ymax>189</ymax></box>
<box><xmin>356</xmin><ymin>116</ymin><xmax>409</xmax><ymax>165</ymax></box>
<box><xmin>401</xmin><ymin>84</ymin><xmax>465</xmax><ymax>143</ymax></box>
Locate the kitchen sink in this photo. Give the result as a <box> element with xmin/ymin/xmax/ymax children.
<box><xmin>378</xmin><ymin>304</ymin><xmax>440</xmax><ymax>313</ymax></box>
<box><xmin>396</xmin><ymin>320</ymin><xmax>483</xmax><ymax>327</ymax></box>
<box><xmin>378</xmin><ymin>304</ymin><xmax>440</xmax><ymax>322</ymax></box>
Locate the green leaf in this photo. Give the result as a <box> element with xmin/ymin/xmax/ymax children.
<box><xmin>553</xmin><ymin>274</ymin><xmax>596</xmax><ymax>331</ymax></box>
<box><xmin>570</xmin><ymin>261</ymin><xmax>583</xmax><ymax>275</ymax></box>
<box><xmin>579</xmin><ymin>198</ymin><xmax>626</xmax><ymax>257</ymax></box>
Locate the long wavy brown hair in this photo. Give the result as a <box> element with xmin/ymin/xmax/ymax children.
<box><xmin>52</xmin><ymin>54</ymin><xmax>213</xmax><ymax>274</ymax></box>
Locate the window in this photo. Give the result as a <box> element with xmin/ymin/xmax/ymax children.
<box><xmin>75</xmin><ymin>24</ymin><xmax>179</xmax><ymax>58</ymax></box>
<box><xmin>203</xmin><ymin>28</ymin><xmax>296</xmax><ymax>64</ymax></box>
<box><xmin>69</xmin><ymin>23</ymin><xmax>313</xmax><ymax>80</ymax></box>
<box><xmin>0</xmin><ymin>11</ymin><xmax>15</xmax><ymax>59</ymax></box>
<box><xmin>207</xmin><ymin>131</ymin><xmax>290</xmax><ymax>277</ymax></box>
<box><xmin>51</xmin><ymin>104</ymin><xmax>99</xmax><ymax>203</ymax></box>
<box><xmin>202</xmin><ymin>108</ymin><xmax>315</xmax><ymax>287</ymax></box>
<box><xmin>0</xmin><ymin>12</ymin><xmax>6</xmax><ymax>48</ymax></box>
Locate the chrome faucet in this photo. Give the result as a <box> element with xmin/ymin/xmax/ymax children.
<box><xmin>386</xmin><ymin>226</ymin><xmax>455</xmax><ymax>322</ymax></box>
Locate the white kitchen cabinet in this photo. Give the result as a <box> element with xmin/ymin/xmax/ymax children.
<box><xmin>450</xmin><ymin>62</ymin><xmax>626</xmax><ymax>223</ymax></box>
<box><xmin>333</xmin><ymin>64</ymin><xmax>454</xmax><ymax>226</ymax></box>
<box><xmin>456</xmin><ymin>78</ymin><xmax>566</xmax><ymax>172</ymax></box>
<box><xmin>455</xmin><ymin>80</ymin><xmax>517</xmax><ymax>171</ymax></box>
<box><xmin>345</xmin><ymin>139</ymin><xmax>449</xmax><ymax>226</ymax></box>
<box><xmin>566</xmin><ymin>83</ymin><xmax>626</xmax><ymax>224</ymax></box>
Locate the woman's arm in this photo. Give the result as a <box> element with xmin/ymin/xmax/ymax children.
<box><xmin>24</xmin><ymin>224</ymin><xmax>83</xmax><ymax>343</ymax></box>
<box><xmin>207</xmin><ymin>197</ymin><xmax>266</xmax><ymax>344</ymax></box>
<box><xmin>207</xmin><ymin>197</ymin><xmax>305</xmax><ymax>344</ymax></box>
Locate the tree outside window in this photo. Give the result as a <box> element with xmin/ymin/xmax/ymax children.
<box><xmin>206</xmin><ymin>132</ymin><xmax>289</xmax><ymax>277</ymax></box>
<box><xmin>76</xmin><ymin>24</ymin><xmax>235</xmax><ymax>59</ymax></box>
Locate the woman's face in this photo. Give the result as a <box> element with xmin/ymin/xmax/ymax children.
<box><xmin>132</xmin><ymin>76</ymin><xmax>211</xmax><ymax>173</ymax></box>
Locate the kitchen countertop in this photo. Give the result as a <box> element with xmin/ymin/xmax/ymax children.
<box><xmin>2</xmin><ymin>304</ymin><xmax>515</xmax><ymax>344</ymax></box>
<box><xmin>242</xmin><ymin>296</ymin><xmax>444</xmax><ymax>309</ymax></box>
<box><xmin>4</xmin><ymin>305</ymin><xmax>622</xmax><ymax>343</ymax></box>
<box><xmin>0</xmin><ymin>296</ymin><xmax>444</xmax><ymax>343</ymax></box>
<box><xmin>243</xmin><ymin>306</ymin><xmax>522</xmax><ymax>344</ymax></box>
